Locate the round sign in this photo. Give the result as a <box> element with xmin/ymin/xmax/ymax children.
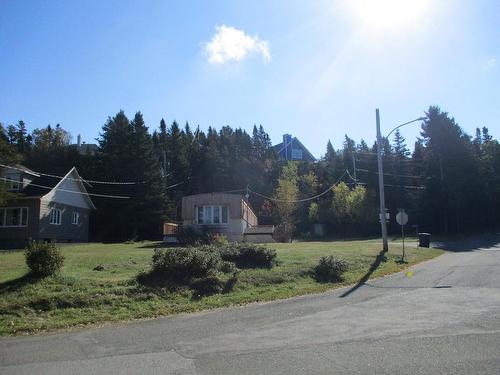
<box><xmin>396</xmin><ymin>210</ymin><xmax>408</xmax><ymax>225</ymax></box>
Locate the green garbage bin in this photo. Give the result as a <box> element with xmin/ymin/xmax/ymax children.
<box><xmin>418</xmin><ymin>233</ymin><xmax>431</xmax><ymax>248</ymax></box>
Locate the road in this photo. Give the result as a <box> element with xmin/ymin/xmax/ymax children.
<box><xmin>1</xmin><ymin>236</ymin><xmax>500</xmax><ymax>374</ymax></box>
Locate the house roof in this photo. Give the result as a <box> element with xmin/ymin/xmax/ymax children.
<box><xmin>21</xmin><ymin>174</ymin><xmax>61</xmax><ymax>197</ymax></box>
<box><xmin>273</xmin><ymin>136</ymin><xmax>316</xmax><ymax>162</ymax></box>
<box><xmin>16</xmin><ymin>166</ymin><xmax>96</xmax><ymax>210</ymax></box>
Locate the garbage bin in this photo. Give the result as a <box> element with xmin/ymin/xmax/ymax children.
<box><xmin>418</xmin><ymin>233</ymin><xmax>431</xmax><ymax>248</ymax></box>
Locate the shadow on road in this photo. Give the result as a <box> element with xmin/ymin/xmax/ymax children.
<box><xmin>433</xmin><ymin>233</ymin><xmax>500</xmax><ymax>252</ymax></box>
<box><xmin>339</xmin><ymin>250</ymin><xmax>388</xmax><ymax>298</ymax></box>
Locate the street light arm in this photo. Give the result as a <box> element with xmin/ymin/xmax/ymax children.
<box><xmin>386</xmin><ymin>117</ymin><xmax>427</xmax><ymax>139</ymax></box>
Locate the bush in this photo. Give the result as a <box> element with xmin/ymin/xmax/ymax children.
<box><xmin>273</xmin><ymin>223</ymin><xmax>294</xmax><ymax>243</ymax></box>
<box><xmin>177</xmin><ymin>226</ymin><xmax>203</xmax><ymax>246</ymax></box>
<box><xmin>207</xmin><ymin>233</ymin><xmax>229</xmax><ymax>247</ymax></box>
<box><xmin>220</xmin><ymin>260</ymin><xmax>238</xmax><ymax>274</ymax></box>
<box><xmin>25</xmin><ymin>241</ymin><xmax>64</xmax><ymax>277</ymax></box>
<box><xmin>191</xmin><ymin>276</ymin><xmax>224</xmax><ymax>297</ymax></box>
<box><xmin>150</xmin><ymin>247</ymin><xmax>222</xmax><ymax>282</ymax></box>
<box><xmin>314</xmin><ymin>256</ymin><xmax>348</xmax><ymax>282</ymax></box>
<box><xmin>220</xmin><ymin>243</ymin><xmax>277</xmax><ymax>269</ymax></box>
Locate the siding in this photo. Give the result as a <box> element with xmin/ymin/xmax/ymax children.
<box><xmin>38</xmin><ymin>199</ymin><xmax>90</xmax><ymax>242</ymax></box>
<box><xmin>182</xmin><ymin>193</ymin><xmax>258</xmax><ymax>242</ymax></box>
<box><xmin>0</xmin><ymin>198</ymin><xmax>40</xmax><ymax>247</ymax></box>
<box><xmin>182</xmin><ymin>193</ymin><xmax>257</xmax><ymax>221</ymax></box>
<box><xmin>43</xmin><ymin>170</ymin><xmax>92</xmax><ymax>209</ymax></box>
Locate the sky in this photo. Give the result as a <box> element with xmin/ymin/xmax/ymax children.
<box><xmin>0</xmin><ymin>0</ymin><xmax>499</xmax><ymax>157</ymax></box>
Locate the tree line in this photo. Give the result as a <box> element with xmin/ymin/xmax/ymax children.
<box><xmin>1</xmin><ymin>105</ymin><xmax>499</xmax><ymax>241</ymax></box>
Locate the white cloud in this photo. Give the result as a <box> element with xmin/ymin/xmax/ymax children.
<box><xmin>205</xmin><ymin>25</ymin><xmax>270</xmax><ymax>64</ymax></box>
<box><xmin>483</xmin><ymin>57</ymin><xmax>496</xmax><ymax>71</ymax></box>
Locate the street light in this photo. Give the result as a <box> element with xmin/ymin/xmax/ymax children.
<box><xmin>375</xmin><ymin>109</ymin><xmax>426</xmax><ymax>252</ymax></box>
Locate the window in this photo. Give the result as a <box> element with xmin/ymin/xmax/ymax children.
<box><xmin>0</xmin><ymin>207</ymin><xmax>28</xmax><ymax>227</ymax></box>
<box><xmin>71</xmin><ymin>211</ymin><xmax>81</xmax><ymax>225</ymax></box>
<box><xmin>49</xmin><ymin>208</ymin><xmax>61</xmax><ymax>225</ymax></box>
<box><xmin>4</xmin><ymin>173</ymin><xmax>21</xmax><ymax>191</ymax></box>
<box><xmin>196</xmin><ymin>205</ymin><xmax>228</xmax><ymax>224</ymax></box>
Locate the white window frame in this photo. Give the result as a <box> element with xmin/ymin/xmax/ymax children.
<box><xmin>71</xmin><ymin>211</ymin><xmax>81</xmax><ymax>225</ymax></box>
<box><xmin>4</xmin><ymin>174</ymin><xmax>21</xmax><ymax>191</ymax></box>
<box><xmin>196</xmin><ymin>205</ymin><xmax>228</xmax><ymax>225</ymax></box>
<box><xmin>0</xmin><ymin>207</ymin><xmax>29</xmax><ymax>227</ymax></box>
<box><xmin>49</xmin><ymin>208</ymin><xmax>62</xmax><ymax>225</ymax></box>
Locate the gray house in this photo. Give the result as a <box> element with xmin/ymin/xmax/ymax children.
<box><xmin>0</xmin><ymin>165</ymin><xmax>95</xmax><ymax>248</ymax></box>
<box><xmin>181</xmin><ymin>193</ymin><xmax>274</xmax><ymax>242</ymax></box>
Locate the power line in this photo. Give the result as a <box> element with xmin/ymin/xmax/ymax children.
<box><xmin>0</xmin><ymin>177</ymin><xmax>131</xmax><ymax>199</ymax></box>
<box><xmin>355</xmin><ymin>181</ymin><xmax>426</xmax><ymax>190</ymax></box>
<box><xmin>248</xmin><ymin>170</ymin><xmax>349</xmax><ymax>203</ymax></box>
<box><xmin>0</xmin><ymin>164</ymin><xmax>140</xmax><ymax>185</ymax></box>
<box><xmin>356</xmin><ymin>168</ymin><xmax>424</xmax><ymax>179</ymax></box>
<box><xmin>165</xmin><ymin>181</ymin><xmax>185</xmax><ymax>190</ymax></box>
<box><xmin>354</xmin><ymin>152</ymin><xmax>423</xmax><ymax>161</ymax></box>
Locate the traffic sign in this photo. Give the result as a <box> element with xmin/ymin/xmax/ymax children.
<box><xmin>396</xmin><ymin>210</ymin><xmax>408</xmax><ymax>226</ymax></box>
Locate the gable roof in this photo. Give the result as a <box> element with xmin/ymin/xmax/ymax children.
<box><xmin>273</xmin><ymin>136</ymin><xmax>316</xmax><ymax>162</ymax></box>
<box><xmin>6</xmin><ymin>164</ymin><xmax>40</xmax><ymax>177</ymax></box>
<box><xmin>18</xmin><ymin>167</ymin><xmax>96</xmax><ymax>210</ymax></box>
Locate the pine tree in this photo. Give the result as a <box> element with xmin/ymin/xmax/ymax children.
<box><xmin>392</xmin><ymin>129</ymin><xmax>409</xmax><ymax>159</ymax></box>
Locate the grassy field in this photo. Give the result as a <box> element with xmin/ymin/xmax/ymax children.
<box><xmin>0</xmin><ymin>240</ymin><xmax>443</xmax><ymax>336</ymax></box>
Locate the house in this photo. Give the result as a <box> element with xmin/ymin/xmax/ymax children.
<box><xmin>71</xmin><ymin>134</ymin><xmax>99</xmax><ymax>155</ymax></box>
<box><xmin>274</xmin><ymin>134</ymin><xmax>316</xmax><ymax>162</ymax></box>
<box><xmin>0</xmin><ymin>165</ymin><xmax>95</xmax><ymax>248</ymax></box>
<box><xmin>181</xmin><ymin>193</ymin><xmax>274</xmax><ymax>242</ymax></box>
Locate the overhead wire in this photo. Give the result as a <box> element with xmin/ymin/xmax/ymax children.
<box><xmin>356</xmin><ymin>168</ymin><xmax>424</xmax><ymax>179</ymax></box>
<box><xmin>0</xmin><ymin>177</ymin><xmax>131</xmax><ymax>199</ymax></box>
<box><xmin>248</xmin><ymin>170</ymin><xmax>349</xmax><ymax>203</ymax></box>
<box><xmin>355</xmin><ymin>181</ymin><xmax>426</xmax><ymax>190</ymax></box>
<box><xmin>0</xmin><ymin>163</ymin><xmax>140</xmax><ymax>185</ymax></box>
<box><xmin>1</xmin><ymin>163</ymin><xmax>185</xmax><ymax>190</ymax></box>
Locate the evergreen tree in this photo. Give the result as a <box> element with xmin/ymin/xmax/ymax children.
<box><xmin>95</xmin><ymin>111</ymin><xmax>168</xmax><ymax>240</ymax></box>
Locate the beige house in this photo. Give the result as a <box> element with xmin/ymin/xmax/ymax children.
<box><xmin>181</xmin><ymin>193</ymin><xmax>274</xmax><ymax>242</ymax></box>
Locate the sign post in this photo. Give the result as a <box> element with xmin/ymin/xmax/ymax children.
<box><xmin>396</xmin><ymin>209</ymin><xmax>409</xmax><ymax>261</ymax></box>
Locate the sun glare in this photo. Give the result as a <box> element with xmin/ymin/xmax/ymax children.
<box><xmin>347</xmin><ymin>0</ymin><xmax>430</xmax><ymax>32</ymax></box>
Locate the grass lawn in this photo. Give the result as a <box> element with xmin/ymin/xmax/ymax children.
<box><xmin>0</xmin><ymin>240</ymin><xmax>443</xmax><ymax>336</ymax></box>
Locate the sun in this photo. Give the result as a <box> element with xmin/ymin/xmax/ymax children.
<box><xmin>346</xmin><ymin>0</ymin><xmax>430</xmax><ymax>33</ymax></box>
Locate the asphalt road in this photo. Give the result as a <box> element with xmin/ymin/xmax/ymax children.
<box><xmin>1</xmin><ymin>236</ymin><xmax>500</xmax><ymax>374</ymax></box>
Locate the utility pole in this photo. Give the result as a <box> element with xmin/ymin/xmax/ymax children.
<box><xmin>376</xmin><ymin>109</ymin><xmax>389</xmax><ymax>252</ymax></box>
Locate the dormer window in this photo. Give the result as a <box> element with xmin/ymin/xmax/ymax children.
<box><xmin>4</xmin><ymin>173</ymin><xmax>21</xmax><ymax>191</ymax></box>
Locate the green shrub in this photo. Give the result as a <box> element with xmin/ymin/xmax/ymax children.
<box><xmin>207</xmin><ymin>233</ymin><xmax>229</xmax><ymax>247</ymax></box>
<box><xmin>177</xmin><ymin>226</ymin><xmax>203</xmax><ymax>246</ymax></box>
<box><xmin>273</xmin><ymin>223</ymin><xmax>294</xmax><ymax>243</ymax></box>
<box><xmin>220</xmin><ymin>260</ymin><xmax>238</xmax><ymax>274</ymax></box>
<box><xmin>191</xmin><ymin>276</ymin><xmax>224</xmax><ymax>297</ymax></box>
<box><xmin>25</xmin><ymin>241</ymin><xmax>64</xmax><ymax>277</ymax></box>
<box><xmin>150</xmin><ymin>247</ymin><xmax>222</xmax><ymax>282</ymax></box>
<box><xmin>220</xmin><ymin>243</ymin><xmax>277</xmax><ymax>269</ymax></box>
<box><xmin>314</xmin><ymin>256</ymin><xmax>348</xmax><ymax>282</ymax></box>
<box><xmin>237</xmin><ymin>244</ymin><xmax>277</xmax><ymax>268</ymax></box>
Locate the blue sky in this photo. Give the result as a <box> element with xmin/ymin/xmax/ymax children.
<box><xmin>1</xmin><ymin>0</ymin><xmax>499</xmax><ymax>157</ymax></box>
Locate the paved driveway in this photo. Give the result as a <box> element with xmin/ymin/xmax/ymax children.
<box><xmin>1</xmin><ymin>236</ymin><xmax>500</xmax><ymax>374</ymax></box>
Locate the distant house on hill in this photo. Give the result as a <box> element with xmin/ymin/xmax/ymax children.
<box><xmin>0</xmin><ymin>165</ymin><xmax>95</xmax><ymax>248</ymax></box>
<box><xmin>274</xmin><ymin>134</ymin><xmax>316</xmax><ymax>162</ymax></box>
<box><xmin>181</xmin><ymin>193</ymin><xmax>274</xmax><ymax>242</ymax></box>
<box><xmin>71</xmin><ymin>134</ymin><xmax>99</xmax><ymax>155</ymax></box>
